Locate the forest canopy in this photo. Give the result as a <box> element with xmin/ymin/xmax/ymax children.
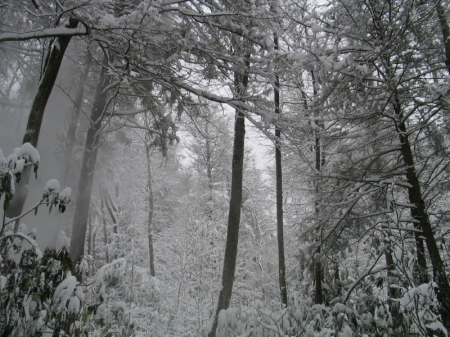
<box><xmin>1</xmin><ymin>0</ymin><xmax>450</xmax><ymax>336</ymax></box>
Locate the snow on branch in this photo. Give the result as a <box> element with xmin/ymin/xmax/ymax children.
<box><xmin>342</xmin><ymin>251</ymin><xmax>387</xmax><ymax>304</ymax></box>
<box><xmin>171</xmin><ymin>78</ymin><xmax>261</xmax><ymax>115</ymax></box>
<box><xmin>0</xmin><ymin>232</ymin><xmax>43</xmax><ymax>259</ymax></box>
<box><xmin>112</xmin><ymin>108</ymin><xmax>149</xmax><ymax>116</ymax></box>
<box><xmin>0</xmin><ymin>26</ymin><xmax>87</xmax><ymax>42</ymax></box>
<box><xmin>380</xmin><ymin>223</ymin><xmax>423</xmax><ymax>233</ymax></box>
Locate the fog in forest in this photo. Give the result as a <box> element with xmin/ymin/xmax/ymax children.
<box><xmin>1</xmin><ymin>1</ymin><xmax>450</xmax><ymax>336</ymax></box>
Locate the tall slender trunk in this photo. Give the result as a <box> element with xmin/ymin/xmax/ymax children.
<box><xmin>208</xmin><ymin>51</ymin><xmax>250</xmax><ymax>337</ymax></box>
<box><xmin>394</xmin><ymin>100</ymin><xmax>450</xmax><ymax>332</ymax></box>
<box><xmin>312</xmin><ymin>71</ymin><xmax>323</xmax><ymax>305</ymax></box>
<box><xmin>92</xmin><ymin>231</ymin><xmax>96</xmax><ymax>261</ymax></box>
<box><xmin>69</xmin><ymin>55</ymin><xmax>109</xmax><ymax>265</ymax></box>
<box><xmin>103</xmin><ymin>188</ymin><xmax>118</xmax><ymax>231</ymax></box>
<box><xmin>88</xmin><ymin>211</ymin><xmax>92</xmax><ymax>256</ymax></box>
<box><xmin>6</xmin><ymin>18</ymin><xmax>79</xmax><ymax>225</ymax></box>
<box><xmin>145</xmin><ymin>145</ymin><xmax>156</xmax><ymax>277</ymax></box>
<box><xmin>101</xmin><ymin>192</ymin><xmax>110</xmax><ymax>264</ymax></box>
<box><xmin>384</xmin><ymin>239</ymin><xmax>403</xmax><ymax>333</ymax></box>
<box><xmin>61</xmin><ymin>59</ymin><xmax>90</xmax><ymax>187</ymax></box>
<box><xmin>412</xmin><ymin>207</ymin><xmax>430</xmax><ymax>285</ymax></box>
<box><xmin>102</xmin><ymin>188</ymin><xmax>118</xmax><ymax>260</ymax></box>
<box><xmin>274</xmin><ymin>32</ymin><xmax>288</xmax><ymax>307</ymax></box>
<box><xmin>314</xmin><ymin>249</ymin><xmax>323</xmax><ymax>305</ymax></box>
<box><xmin>205</xmin><ymin>121</ymin><xmax>214</xmax><ymax>219</ymax></box>
<box><xmin>436</xmin><ymin>0</ymin><xmax>450</xmax><ymax>75</ymax></box>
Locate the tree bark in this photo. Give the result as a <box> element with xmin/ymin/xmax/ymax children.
<box><xmin>145</xmin><ymin>145</ymin><xmax>156</xmax><ymax>277</ymax></box>
<box><xmin>101</xmin><ymin>191</ymin><xmax>110</xmax><ymax>264</ymax></box>
<box><xmin>274</xmin><ymin>32</ymin><xmax>288</xmax><ymax>307</ymax></box>
<box><xmin>436</xmin><ymin>0</ymin><xmax>450</xmax><ymax>75</ymax></box>
<box><xmin>69</xmin><ymin>55</ymin><xmax>109</xmax><ymax>265</ymax></box>
<box><xmin>88</xmin><ymin>211</ymin><xmax>92</xmax><ymax>256</ymax></box>
<box><xmin>208</xmin><ymin>51</ymin><xmax>250</xmax><ymax>337</ymax></box>
<box><xmin>314</xmin><ymin>249</ymin><xmax>323</xmax><ymax>305</ymax></box>
<box><xmin>394</xmin><ymin>100</ymin><xmax>450</xmax><ymax>332</ymax></box>
<box><xmin>384</xmin><ymin>240</ymin><xmax>403</xmax><ymax>333</ymax></box>
<box><xmin>312</xmin><ymin>70</ymin><xmax>323</xmax><ymax>305</ymax></box>
<box><xmin>5</xmin><ymin>18</ymin><xmax>79</xmax><ymax>223</ymax></box>
<box><xmin>412</xmin><ymin>208</ymin><xmax>430</xmax><ymax>285</ymax></box>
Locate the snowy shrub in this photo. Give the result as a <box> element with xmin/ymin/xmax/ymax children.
<box><xmin>399</xmin><ymin>282</ymin><xmax>447</xmax><ymax>336</ymax></box>
<box><xmin>0</xmin><ymin>146</ymin><xmax>133</xmax><ymax>336</ymax></box>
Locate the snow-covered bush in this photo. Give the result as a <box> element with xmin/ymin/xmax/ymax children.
<box><xmin>0</xmin><ymin>143</ymin><xmax>40</xmax><ymax>211</ymax></box>
<box><xmin>0</xmin><ymin>245</ymin><xmax>135</xmax><ymax>336</ymax></box>
<box><xmin>0</xmin><ymin>145</ymin><xmax>134</xmax><ymax>336</ymax></box>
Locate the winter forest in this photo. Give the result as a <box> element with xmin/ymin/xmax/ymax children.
<box><xmin>1</xmin><ymin>0</ymin><xmax>450</xmax><ymax>336</ymax></box>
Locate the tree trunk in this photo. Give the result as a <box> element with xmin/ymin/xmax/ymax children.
<box><xmin>205</xmin><ymin>121</ymin><xmax>214</xmax><ymax>219</ymax></box>
<box><xmin>102</xmin><ymin>187</ymin><xmax>118</xmax><ymax>259</ymax></box>
<box><xmin>208</xmin><ymin>51</ymin><xmax>250</xmax><ymax>337</ymax></box>
<box><xmin>88</xmin><ymin>211</ymin><xmax>92</xmax><ymax>256</ymax></box>
<box><xmin>436</xmin><ymin>0</ymin><xmax>450</xmax><ymax>75</ymax></box>
<box><xmin>312</xmin><ymin>70</ymin><xmax>323</xmax><ymax>305</ymax></box>
<box><xmin>412</xmin><ymin>208</ymin><xmax>430</xmax><ymax>285</ymax></box>
<box><xmin>274</xmin><ymin>32</ymin><xmax>288</xmax><ymax>308</ymax></box>
<box><xmin>394</xmin><ymin>100</ymin><xmax>450</xmax><ymax>332</ymax></box>
<box><xmin>101</xmin><ymin>192</ymin><xmax>110</xmax><ymax>264</ymax></box>
<box><xmin>102</xmin><ymin>188</ymin><xmax>117</xmax><ymax>231</ymax></box>
<box><xmin>69</xmin><ymin>55</ymin><xmax>109</xmax><ymax>265</ymax></box>
<box><xmin>314</xmin><ymin>250</ymin><xmax>323</xmax><ymax>304</ymax></box>
<box><xmin>385</xmin><ymin>240</ymin><xmax>403</xmax><ymax>333</ymax></box>
<box><xmin>5</xmin><ymin>18</ymin><xmax>79</xmax><ymax>224</ymax></box>
<box><xmin>61</xmin><ymin>58</ymin><xmax>90</xmax><ymax>187</ymax></box>
<box><xmin>145</xmin><ymin>145</ymin><xmax>156</xmax><ymax>277</ymax></box>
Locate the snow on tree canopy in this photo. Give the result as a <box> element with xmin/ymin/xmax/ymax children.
<box><xmin>19</xmin><ymin>142</ymin><xmax>40</xmax><ymax>164</ymax></box>
<box><xmin>45</xmin><ymin>179</ymin><xmax>60</xmax><ymax>194</ymax></box>
<box><xmin>14</xmin><ymin>159</ymin><xmax>25</xmax><ymax>174</ymax></box>
<box><xmin>59</xmin><ymin>187</ymin><xmax>72</xmax><ymax>203</ymax></box>
<box><xmin>0</xmin><ymin>156</ymin><xmax>7</xmax><ymax>173</ymax></box>
<box><xmin>17</xmin><ymin>223</ymin><xmax>27</xmax><ymax>234</ymax></box>
<box><xmin>68</xmin><ymin>295</ymin><xmax>81</xmax><ymax>314</ymax></box>
<box><xmin>7</xmin><ymin>152</ymin><xmax>18</xmax><ymax>169</ymax></box>
<box><xmin>2</xmin><ymin>232</ymin><xmax>43</xmax><ymax>259</ymax></box>
<box><xmin>0</xmin><ymin>276</ymin><xmax>7</xmax><ymax>292</ymax></box>
<box><xmin>52</xmin><ymin>272</ymin><xmax>78</xmax><ymax>314</ymax></box>
<box><xmin>34</xmin><ymin>310</ymin><xmax>47</xmax><ymax>334</ymax></box>
<box><xmin>7</xmin><ymin>171</ymin><xmax>15</xmax><ymax>195</ymax></box>
<box><xmin>95</xmin><ymin>303</ymin><xmax>107</xmax><ymax>321</ymax></box>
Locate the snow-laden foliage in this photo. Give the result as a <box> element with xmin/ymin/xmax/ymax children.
<box><xmin>0</xmin><ymin>147</ymin><xmax>134</xmax><ymax>336</ymax></box>
<box><xmin>2</xmin><ymin>0</ymin><xmax>450</xmax><ymax>336</ymax></box>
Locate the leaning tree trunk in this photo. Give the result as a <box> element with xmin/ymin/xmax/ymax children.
<box><xmin>394</xmin><ymin>99</ymin><xmax>450</xmax><ymax>332</ymax></box>
<box><xmin>6</xmin><ymin>18</ymin><xmax>79</xmax><ymax>227</ymax></box>
<box><xmin>274</xmin><ymin>31</ymin><xmax>288</xmax><ymax>307</ymax></box>
<box><xmin>145</xmin><ymin>145</ymin><xmax>156</xmax><ymax>277</ymax></box>
<box><xmin>69</xmin><ymin>56</ymin><xmax>109</xmax><ymax>265</ymax></box>
<box><xmin>208</xmin><ymin>52</ymin><xmax>250</xmax><ymax>337</ymax></box>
